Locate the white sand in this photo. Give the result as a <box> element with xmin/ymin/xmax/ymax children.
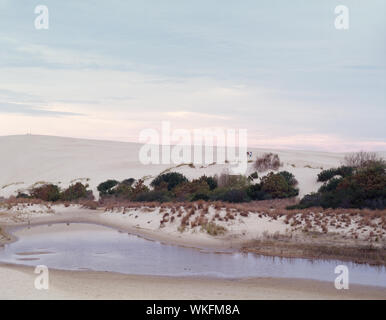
<box><xmin>1</xmin><ymin>264</ymin><xmax>385</xmax><ymax>300</ymax></box>
<box><xmin>0</xmin><ymin>203</ymin><xmax>384</xmax><ymax>251</ymax></box>
<box><xmin>1</xmin><ymin>205</ymin><xmax>280</xmax><ymax>249</ymax></box>
<box><xmin>0</xmin><ymin>135</ymin><xmax>385</xmax><ymax>299</ymax></box>
<box><xmin>2</xmin><ymin>134</ymin><xmax>381</xmax><ymax>199</ymax></box>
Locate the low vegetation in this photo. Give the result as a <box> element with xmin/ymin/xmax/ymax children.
<box><xmin>317</xmin><ymin>166</ymin><xmax>354</xmax><ymax>182</ymax></box>
<box><xmin>93</xmin><ymin>169</ymin><xmax>299</xmax><ymax>204</ymax></box>
<box><xmin>1</xmin><ymin>151</ymin><xmax>385</xmax><ymax>266</ymax></box>
<box><xmin>344</xmin><ymin>151</ymin><xmax>385</xmax><ymax>168</ymax></box>
<box><xmin>150</xmin><ymin>172</ymin><xmax>188</xmax><ymax>191</ymax></box>
<box><xmin>4</xmin><ymin>152</ymin><xmax>384</xmax><ymax>211</ymax></box>
<box><xmin>290</xmin><ymin>153</ymin><xmax>386</xmax><ymax>210</ymax></box>
<box><xmin>243</xmin><ymin>238</ymin><xmax>386</xmax><ymax>266</ymax></box>
<box><xmin>254</xmin><ymin>153</ymin><xmax>282</xmax><ymax>172</ymax></box>
<box><xmin>201</xmin><ymin>222</ymin><xmax>227</xmax><ymax>236</ymax></box>
<box><xmin>17</xmin><ymin>182</ymin><xmax>94</xmax><ymax>202</ymax></box>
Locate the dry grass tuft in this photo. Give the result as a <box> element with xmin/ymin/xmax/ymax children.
<box><xmin>201</xmin><ymin>222</ymin><xmax>227</xmax><ymax>236</ymax></box>
<box><xmin>254</xmin><ymin>153</ymin><xmax>282</xmax><ymax>172</ymax></box>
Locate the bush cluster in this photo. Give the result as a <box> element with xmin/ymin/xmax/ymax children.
<box><xmin>173</xmin><ymin>179</ymin><xmax>211</xmax><ymax>201</ymax></box>
<box><xmin>61</xmin><ymin>182</ymin><xmax>93</xmax><ymax>201</ymax></box>
<box><xmin>24</xmin><ymin>170</ymin><xmax>301</xmax><ymax>204</ymax></box>
<box><xmin>195</xmin><ymin>175</ymin><xmax>217</xmax><ymax>190</ymax></box>
<box><xmin>210</xmin><ymin>187</ymin><xmax>250</xmax><ymax>203</ymax></box>
<box><xmin>246</xmin><ymin>171</ymin><xmax>299</xmax><ymax>200</ymax></box>
<box><xmin>96</xmin><ymin>171</ymin><xmax>299</xmax><ymax>203</ymax></box>
<box><xmin>132</xmin><ymin>190</ymin><xmax>172</xmax><ymax>202</ymax></box>
<box><xmin>150</xmin><ymin>172</ymin><xmax>188</xmax><ymax>191</ymax></box>
<box><xmin>97</xmin><ymin>179</ymin><xmax>119</xmax><ymax>195</ymax></box>
<box><xmin>317</xmin><ymin>166</ymin><xmax>354</xmax><ymax>182</ymax></box>
<box><xmin>29</xmin><ymin>184</ymin><xmax>61</xmax><ymax>202</ymax></box>
<box><xmin>26</xmin><ymin>182</ymin><xmax>93</xmax><ymax>202</ymax></box>
<box><xmin>291</xmin><ymin>160</ymin><xmax>386</xmax><ymax>210</ymax></box>
<box><xmin>215</xmin><ymin>172</ymin><xmax>249</xmax><ymax>189</ymax></box>
<box><xmin>344</xmin><ymin>151</ymin><xmax>385</xmax><ymax>168</ymax></box>
<box><xmin>97</xmin><ymin>178</ymin><xmax>151</xmax><ymax>200</ymax></box>
<box><xmin>260</xmin><ymin>172</ymin><xmax>299</xmax><ymax>199</ymax></box>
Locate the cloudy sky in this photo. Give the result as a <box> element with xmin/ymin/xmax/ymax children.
<box><xmin>0</xmin><ymin>0</ymin><xmax>385</xmax><ymax>151</ymax></box>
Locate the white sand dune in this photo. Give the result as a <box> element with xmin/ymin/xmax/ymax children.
<box><xmin>0</xmin><ymin>134</ymin><xmax>384</xmax><ymax>199</ymax></box>
<box><xmin>0</xmin><ymin>136</ymin><xmax>385</xmax><ymax>300</ymax></box>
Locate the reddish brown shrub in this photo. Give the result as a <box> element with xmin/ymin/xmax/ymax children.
<box><xmin>254</xmin><ymin>153</ymin><xmax>282</xmax><ymax>172</ymax></box>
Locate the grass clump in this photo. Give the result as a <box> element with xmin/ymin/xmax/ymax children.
<box><xmin>201</xmin><ymin>222</ymin><xmax>227</xmax><ymax>236</ymax></box>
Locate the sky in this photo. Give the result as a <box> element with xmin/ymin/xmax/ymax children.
<box><xmin>0</xmin><ymin>0</ymin><xmax>385</xmax><ymax>151</ymax></box>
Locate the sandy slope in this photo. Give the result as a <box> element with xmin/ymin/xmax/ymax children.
<box><xmin>0</xmin><ymin>205</ymin><xmax>283</xmax><ymax>250</ymax></box>
<box><xmin>0</xmin><ymin>204</ymin><xmax>384</xmax><ymax>255</ymax></box>
<box><xmin>1</xmin><ymin>135</ymin><xmax>385</xmax><ymax>300</ymax></box>
<box><xmin>1</xmin><ymin>134</ymin><xmax>375</xmax><ymax>199</ymax></box>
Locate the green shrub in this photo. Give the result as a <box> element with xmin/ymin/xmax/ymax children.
<box><xmin>150</xmin><ymin>172</ymin><xmax>188</xmax><ymax>191</ymax></box>
<box><xmin>278</xmin><ymin>171</ymin><xmax>298</xmax><ymax>187</ymax></box>
<box><xmin>336</xmin><ymin>166</ymin><xmax>354</xmax><ymax>178</ymax></box>
<box><xmin>317</xmin><ymin>166</ymin><xmax>354</xmax><ymax>182</ymax></box>
<box><xmin>133</xmin><ymin>190</ymin><xmax>172</xmax><ymax>202</ymax></box>
<box><xmin>260</xmin><ymin>172</ymin><xmax>299</xmax><ymax>199</ymax></box>
<box><xmin>222</xmin><ymin>189</ymin><xmax>250</xmax><ymax>203</ymax></box>
<box><xmin>295</xmin><ymin>162</ymin><xmax>386</xmax><ymax>209</ymax></box>
<box><xmin>61</xmin><ymin>182</ymin><xmax>92</xmax><ymax>201</ymax></box>
<box><xmin>287</xmin><ymin>193</ymin><xmax>321</xmax><ymax>209</ymax></box>
<box><xmin>96</xmin><ymin>178</ymin><xmax>136</xmax><ymax>199</ymax></box>
<box><xmin>195</xmin><ymin>175</ymin><xmax>217</xmax><ymax>190</ymax></box>
<box><xmin>317</xmin><ymin>168</ymin><xmax>338</xmax><ymax>182</ymax></box>
<box><xmin>246</xmin><ymin>183</ymin><xmax>267</xmax><ymax>200</ymax></box>
<box><xmin>173</xmin><ymin>180</ymin><xmax>210</xmax><ymax>201</ymax></box>
<box><xmin>113</xmin><ymin>183</ymin><xmax>133</xmax><ymax>198</ymax></box>
<box><xmin>333</xmin><ymin>162</ymin><xmax>386</xmax><ymax>208</ymax></box>
<box><xmin>318</xmin><ymin>177</ymin><xmax>343</xmax><ymax>193</ymax></box>
<box><xmin>97</xmin><ymin>179</ymin><xmax>119</xmax><ymax>195</ymax></box>
<box><xmin>190</xmin><ymin>193</ymin><xmax>210</xmax><ymax>201</ymax></box>
<box><xmin>210</xmin><ymin>187</ymin><xmax>250</xmax><ymax>203</ymax></box>
<box><xmin>131</xmin><ymin>179</ymin><xmax>150</xmax><ymax>197</ymax></box>
<box><xmin>30</xmin><ymin>184</ymin><xmax>61</xmax><ymax>202</ymax></box>
<box><xmin>246</xmin><ymin>171</ymin><xmax>299</xmax><ymax>201</ymax></box>
<box><xmin>215</xmin><ymin>173</ymin><xmax>250</xmax><ymax>189</ymax></box>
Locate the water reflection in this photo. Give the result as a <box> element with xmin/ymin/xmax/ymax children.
<box><xmin>0</xmin><ymin>223</ymin><xmax>384</xmax><ymax>287</ymax></box>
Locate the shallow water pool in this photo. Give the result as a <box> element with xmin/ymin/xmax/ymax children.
<box><xmin>0</xmin><ymin>223</ymin><xmax>385</xmax><ymax>287</ymax></box>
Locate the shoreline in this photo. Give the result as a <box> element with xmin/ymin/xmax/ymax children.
<box><xmin>0</xmin><ymin>263</ymin><xmax>385</xmax><ymax>300</ymax></box>
<box><xmin>0</xmin><ymin>205</ymin><xmax>385</xmax><ymax>266</ymax></box>
<box><xmin>0</xmin><ymin>210</ymin><xmax>238</xmax><ymax>252</ymax></box>
<box><xmin>3</xmin><ymin>218</ymin><xmax>386</xmax><ymax>267</ymax></box>
<box><xmin>1</xmin><ymin>206</ymin><xmax>385</xmax><ymax>299</ymax></box>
